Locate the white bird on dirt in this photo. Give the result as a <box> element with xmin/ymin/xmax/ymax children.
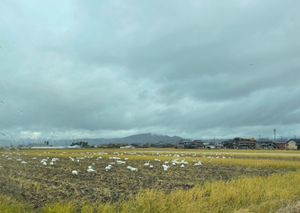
<box><xmin>72</xmin><ymin>170</ymin><xmax>78</xmax><ymax>175</ymax></box>
<box><xmin>149</xmin><ymin>165</ymin><xmax>154</xmax><ymax>169</ymax></box>
<box><xmin>42</xmin><ymin>162</ymin><xmax>47</xmax><ymax>166</ymax></box>
<box><xmin>180</xmin><ymin>160</ymin><xmax>189</xmax><ymax>165</ymax></box>
<box><xmin>40</xmin><ymin>159</ymin><xmax>47</xmax><ymax>163</ymax></box>
<box><xmin>87</xmin><ymin>165</ymin><xmax>96</xmax><ymax>173</ymax></box>
<box><xmin>162</xmin><ymin>164</ymin><xmax>170</xmax><ymax>171</ymax></box>
<box><xmin>116</xmin><ymin>160</ymin><xmax>126</xmax><ymax>165</ymax></box>
<box><xmin>180</xmin><ymin>164</ymin><xmax>185</xmax><ymax>168</ymax></box>
<box><xmin>105</xmin><ymin>165</ymin><xmax>112</xmax><ymax>171</ymax></box>
<box><xmin>144</xmin><ymin>162</ymin><xmax>150</xmax><ymax>166</ymax></box>
<box><xmin>194</xmin><ymin>161</ymin><xmax>202</xmax><ymax>166</ymax></box>
<box><xmin>127</xmin><ymin>166</ymin><xmax>138</xmax><ymax>171</ymax></box>
<box><xmin>21</xmin><ymin>161</ymin><xmax>27</xmax><ymax>164</ymax></box>
<box><xmin>51</xmin><ymin>158</ymin><xmax>59</xmax><ymax>162</ymax></box>
<box><xmin>50</xmin><ymin>161</ymin><xmax>54</xmax><ymax>165</ymax></box>
<box><xmin>87</xmin><ymin>168</ymin><xmax>96</xmax><ymax>173</ymax></box>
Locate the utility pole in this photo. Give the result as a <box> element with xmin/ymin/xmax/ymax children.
<box><xmin>273</xmin><ymin>129</ymin><xmax>277</xmax><ymax>141</ymax></box>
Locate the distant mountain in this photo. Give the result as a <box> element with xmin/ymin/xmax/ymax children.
<box><xmin>1</xmin><ymin>133</ymin><xmax>185</xmax><ymax>147</ymax></box>
<box><xmin>82</xmin><ymin>133</ymin><xmax>184</xmax><ymax>145</ymax></box>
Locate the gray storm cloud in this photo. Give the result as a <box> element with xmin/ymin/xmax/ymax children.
<box><xmin>0</xmin><ymin>0</ymin><xmax>300</xmax><ymax>142</ymax></box>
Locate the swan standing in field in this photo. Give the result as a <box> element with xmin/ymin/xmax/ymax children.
<box><xmin>162</xmin><ymin>164</ymin><xmax>170</xmax><ymax>171</ymax></box>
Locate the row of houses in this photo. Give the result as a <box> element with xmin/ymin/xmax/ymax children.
<box><xmin>223</xmin><ymin>138</ymin><xmax>300</xmax><ymax>150</ymax></box>
<box><xmin>176</xmin><ymin>138</ymin><xmax>300</xmax><ymax>150</ymax></box>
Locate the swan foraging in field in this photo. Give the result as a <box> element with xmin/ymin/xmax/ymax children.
<box><xmin>51</xmin><ymin>158</ymin><xmax>59</xmax><ymax>162</ymax></box>
<box><xmin>87</xmin><ymin>168</ymin><xmax>96</xmax><ymax>173</ymax></box>
<box><xmin>40</xmin><ymin>159</ymin><xmax>47</xmax><ymax>163</ymax></box>
<box><xmin>180</xmin><ymin>164</ymin><xmax>185</xmax><ymax>168</ymax></box>
<box><xmin>105</xmin><ymin>165</ymin><xmax>112</xmax><ymax>171</ymax></box>
<box><xmin>149</xmin><ymin>165</ymin><xmax>154</xmax><ymax>169</ymax></box>
<box><xmin>144</xmin><ymin>162</ymin><xmax>150</xmax><ymax>166</ymax></box>
<box><xmin>87</xmin><ymin>165</ymin><xmax>96</xmax><ymax>173</ymax></box>
<box><xmin>194</xmin><ymin>161</ymin><xmax>202</xmax><ymax>166</ymax></box>
<box><xmin>162</xmin><ymin>164</ymin><xmax>170</xmax><ymax>171</ymax></box>
<box><xmin>116</xmin><ymin>160</ymin><xmax>126</xmax><ymax>165</ymax></box>
<box><xmin>40</xmin><ymin>159</ymin><xmax>48</xmax><ymax>165</ymax></box>
<box><xmin>127</xmin><ymin>166</ymin><xmax>138</xmax><ymax>171</ymax></box>
<box><xmin>21</xmin><ymin>161</ymin><xmax>27</xmax><ymax>164</ymax></box>
<box><xmin>179</xmin><ymin>160</ymin><xmax>188</xmax><ymax>165</ymax></box>
<box><xmin>72</xmin><ymin>170</ymin><xmax>78</xmax><ymax>175</ymax></box>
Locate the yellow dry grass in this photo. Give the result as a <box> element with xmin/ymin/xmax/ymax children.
<box><xmin>41</xmin><ymin>172</ymin><xmax>300</xmax><ymax>213</ymax></box>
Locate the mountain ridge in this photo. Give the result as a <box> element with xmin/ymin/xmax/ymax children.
<box><xmin>0</xmin><ymin>133</ymin><xmax>185</xmax><ymax>147</ymax></box>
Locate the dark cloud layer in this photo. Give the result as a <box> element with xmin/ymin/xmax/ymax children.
<box><xmin>1</xmin><ymin>0</ymin><xmax>300</xmax><ymax>141</ymax></box>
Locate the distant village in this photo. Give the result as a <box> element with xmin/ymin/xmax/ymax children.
<box><xmin>124</xmin><ymin>137</ymin><xmax>300</xmax><ymax>150</ymax></box>
<box><xmin>176</xmin><ymin>138</ymin><xmax>300</xmax><ymax>150</ymax></box>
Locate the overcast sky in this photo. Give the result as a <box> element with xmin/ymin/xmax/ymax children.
<box><xmin>1</xmin><ymin>0</ymin><xmax>300</xmax><ymax>142</ymax></box>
